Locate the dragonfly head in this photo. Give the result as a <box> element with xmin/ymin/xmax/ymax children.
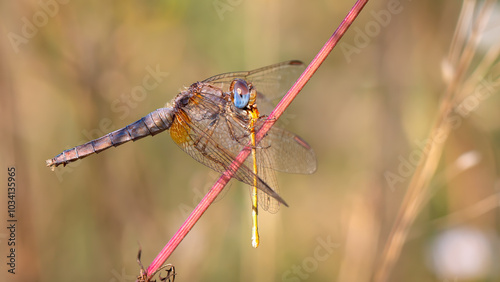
<box><xmin>230</xmin><ymin>79</ymin><xmax>257</xmax><ymax>109</ymax></box>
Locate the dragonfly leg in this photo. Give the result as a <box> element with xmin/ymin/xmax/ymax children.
<box><xmin>192</xmin><ymin>116</ymin><xmax>220</xmax><ymax>152</ymax></box>
<box><xmin>224</xmin><ymin>113</ymin><xmax>252</xmax><ymax>147</ymax></box>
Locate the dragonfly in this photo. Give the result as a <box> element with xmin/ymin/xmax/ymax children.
<box><xmin>46</xmin><ymin>60</ymin><xmax>317</xmax><ymax>248</ymax></box>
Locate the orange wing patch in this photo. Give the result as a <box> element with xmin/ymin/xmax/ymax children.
<box><xmin>190</xmin><ymin>92</ymin><xmax>203</xmax><ymax>105</ymax></box>
<box><xmin>169</xmin><ymin>111</ymin><xmax>192</xmax><ymax>145</ymax></box>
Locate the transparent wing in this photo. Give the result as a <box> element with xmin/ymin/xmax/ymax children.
<box><xmin>256</xmin><ymin>148</ymin><xmax>280</xmax><ymax>213</ymax></box>
<box><xmin>168</xmin><ymin>88</ymin><xmax>288</xmax><ymax>206</ymax></box>
<box><xmin>255</xmin><ymin>119</ymin><xmax>317</xmax><ymax>174</ymax></box>
<box><xmin>202</xmin><ymin>60</ymin><xmax>305</xmax><ymax>101</ymax></box>
<box><xmin>254</xmin><ymin>120</ymin><xmax>317</xmax><ymax>213</ymax></box>
<box><xmin>171</xmin><ymin>63</ymin><xmax>315</xmax><ymax>212</ymax></box>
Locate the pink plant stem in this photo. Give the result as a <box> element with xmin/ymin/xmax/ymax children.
<box><xmin>145</xmin><ymin>0</ymin><xmax>369</xmax><ymax>279</ymax></box>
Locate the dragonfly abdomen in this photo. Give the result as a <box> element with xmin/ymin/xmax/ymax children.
<box><xmin>46</xmin><ymin>107</ymin><xmax>174</xmax><ymax>168</ymax></box>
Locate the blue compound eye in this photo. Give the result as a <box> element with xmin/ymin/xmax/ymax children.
<box><xmin>231</xmin><ymin>79</ymin><xmax>250</xmax><ymax>109</ymax></box>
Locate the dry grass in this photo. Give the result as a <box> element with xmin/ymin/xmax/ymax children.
<box><xmin>374</xmin><ymin>0</ymin><xmax>500</xmax><ymax>281</ymax></box>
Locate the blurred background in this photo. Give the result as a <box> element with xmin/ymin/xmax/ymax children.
<box><xmin>1</xmin><ymin>0</ymin><xmax>500</xmax><ymax>281</ymax></box>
